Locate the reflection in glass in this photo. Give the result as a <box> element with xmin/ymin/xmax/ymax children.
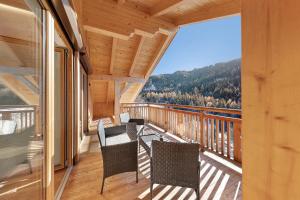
<box><xmin>54</xmin><ymin>49</ymin><xmax>65</xmax><ymax>169</ymax></box>
<box><xmin>0</xmin><ymin>1</ymin><xmax>44</xmax><ymax>199</ymax></box>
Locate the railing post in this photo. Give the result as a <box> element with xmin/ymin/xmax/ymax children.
<box><xmin>227</xmin><ymin>121</ymin><xmax>231</xmax><ymax>158</ymax></box>
<box><xmin>200</xmin><ymin>112</ymin><xmax>205</xmax><ymax>151</ymax></box>
<box><xmin>216</xmin><ymin>119</ymin><xmax>219</xmax><ymax>153</ymax></box>
<box><xmin>211</xmin><ymin>119</ymin><xmax>214</xmax><ymax>151</ymax></box>
<box><xmin>221</xmin><ymin>120</ymin><xmax>225</xmax><ymax>156</ymax></box>
<box><xmin>148</xmin><ymin>104</ymin><xmax>151</xmax><ymax>123</ymax></box>
<box><xmin>233</xmin><ymin>120</ymin><xmax>242</xmax><ymax>163</ymax></box>
<box><xmin>163</xmin><ymin>105</ymin><xmax>167</xmax><ymax>132</ymax></box>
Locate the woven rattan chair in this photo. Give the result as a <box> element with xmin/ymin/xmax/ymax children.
<box><xmin>97</xmin><ymin>120</ymin><xmax>138</xmax><ymax>194</ymax></box>
<box><xmin>120</xmin><ymin>112</ymin><xmax>144</xmax><ymax>126</ymax></box>
<box><xmin>120</xmin><ymin>112</ymin><xmax>145</xmax><ymax>135</ymax></box>
<box><xmin>150</xmin><ymin>141</ymin><xmax>200</xmax><ymax>199</ymax></box>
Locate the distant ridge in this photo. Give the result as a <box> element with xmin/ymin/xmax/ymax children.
<box><xmin>140</xmin><ymin>58</ymin><xmax>241</xmax><ymax>108</ymax></box>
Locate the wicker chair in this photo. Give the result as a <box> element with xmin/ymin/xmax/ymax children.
<box><xmin>120</xmin><ymin>112</ymin><xmax>144</xmax><ymax>125</ymax></box>
<box><xmin>120</xmin><ymin>112</ymin><xmax>145</xmax><ymax>135</ymax></box>
<box><xmin>97</xmin><ymin>120</ymin><xmax>138</xmax><ymax>194</ymax></box>
<box><xmin>150</xmin><ymin>141</ymin><xmax>200</xmax><ymax>199</ymax></box>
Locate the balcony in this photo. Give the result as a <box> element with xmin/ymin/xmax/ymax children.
<box><xmin>122</xmin><ymin>103</ymin><xmax>242</xmax><ymax>164</ymax></box>
<box><xmin>61</xmin><ymin>104</ymin><xmax>242</xmax><ymax>200</ymax></box>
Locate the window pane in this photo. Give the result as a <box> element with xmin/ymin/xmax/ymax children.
<box><xmin>0</xmin><ymin>1</ymin><xmax>44</xmax><ymax>199</ymax></box>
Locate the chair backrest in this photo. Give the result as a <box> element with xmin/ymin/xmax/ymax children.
<box><xmin>151</xmin><ymin>141</ymin><xmax>199</xmax><ymax>188</ymax></box>
<box><xmin>97</xmin><ymin>120</ymin><xmax>106</xmax><ymax>147</ymax></box>
<box><xmin>120</xmin><ymin>112</ymin><xmax>130</xmax><ymax>124</ymax></box>
<box><xmin>126</xmin><ymin>122</ymin><xmax>137</xmax><ymax>140</ymax></box>
<box><xmin>0</xmin><ymin>120</ymin><xmax>17</xmax><ymax>135</ymax></box>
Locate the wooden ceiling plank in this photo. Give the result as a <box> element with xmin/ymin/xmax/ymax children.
<box><xmin>150</xmin><ymin>0</ymin><xmax>184</xmax><ymax>17</ymax></box>
<box><xmin>175</xmin><ymin>0</ymin><xmax>241</xmax><ymax>26</ymax></box>
<box><xmin>129</xmin><ymin>36</ymin><xmax>145</xmax><ymax>76</ymax></box>
<box><xmin>117</xmin><ymin>0</ymin><xmax>126</xmax><ymax>5</ymax></box>
<box><xmin>110</xmin><ymin>38</ymin><xmax>118</xmax><ymax>74</ymax></box>
<box><xmin>89</xmin><ymin>74</ymin><xmax>145</xmax><ymax>83</ymax></box>
<box><xmin>84</xmin><ymin>25</ymin><xmax>131</xmax><ymax>40</ymax></box>
<box><xmin>106</xmin><ymin>81</ymin><xmax>110</xmax><ymax>103</ymax></box>
<box><xmin>82</xmin><ymin>0</ymin><xmax>177</xmax><ymax>39</ymax></box>
<box><xmin>120</xmin><ymin>32</ymin><xmax>177</xmax><ymax>102</ymax></box>
<box><xmin>145</xmin><ymin>32</ymin><xmax>176</xmax><ymax>78</ymax></box>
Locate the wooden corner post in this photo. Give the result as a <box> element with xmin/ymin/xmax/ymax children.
<box><xmin>242</xmin><ymin>0</ymin><xmax>300</xmax><ymax>199</ymax></box>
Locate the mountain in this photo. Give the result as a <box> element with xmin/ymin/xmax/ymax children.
<box><xmin>0</xmin><ymin>83</ymin><xmax>25</xmax><ymax>105</ymax></box>
<box><xmin>139</xmin><ymin>58</ymin><xmax>241</xmax><ymax>109</ymax></box>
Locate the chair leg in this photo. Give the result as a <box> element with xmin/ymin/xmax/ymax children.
<box><xmin>100</xmin><ymin>177</ymin><xmax>105</xmax><ymax>194</ymax></box>
<box><xmin>28</xmin><ymin>161</ymin><xmax>33</xmax><ymax>174</ymax></box>
<box><xmin>150</xmin><ymin>183</ymin><xmax>153</xmax><ymax>199</ymax></box>
<box><xmin>136</xmin><ymin>170</ymin><xmax>138</xmax><ymax>183</ymax></box>
<box><xmin>138</xmin><ymin>142</ymin><xmax>141</xmax><ymax>153</ymax></box>
<box><xmin>195</xmin><ymin>188</ymin><xmax>200</xmax><ymax>200</ymax></box>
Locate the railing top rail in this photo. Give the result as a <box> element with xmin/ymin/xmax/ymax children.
<box><xmin>0</xmin><ymin>105</ymin><xmax>36</xmax><ymax>108</ymax></box>
<box><xmin>121</xmin><ymin>102</ymin><xmax>241</xmax><ymax>115</ymax></box>
<box><xmin>0</xmin><ymin>105</ymin><xmax>36</xmax><ymax>112</ymax></box>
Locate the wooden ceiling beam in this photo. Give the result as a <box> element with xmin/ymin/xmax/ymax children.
<box><xmin>129</xmin><ymin>36</ymin><xmax>145</xmax><ymax>76</ymax></box>
<box><xmin>82</xmin><ymin>0</ymin><xmax>177</xmax><ymax>40</ymax></box>
<box><xmin>145</xmin><ymin>32</ymin><xmax>177</xmax><ymax>78</ymax></box>
<box><xmin>89</xmin><ymin>74</ymin><xmax>146</xmax><ymax>83</ymax></box>
<box><xmin>126</xmin><ymin>31</ymin><xmax>177</xmax><ymax>101</ymax></box>
<box><xmin>121</xmin><ymin>82</ymin><xmax>132</xmax><ymax>95</ymax></box>
<box><xmin>114</xmin><ymin>80</ymin><xmax>121</xmax><ymax>124</ymax></box>
<box><xmin>110</xmin><ymin>38</ymin><xmax>118</xmax><ymax>74</ymax></box>
<box><xmin>175</xmin><ymin>0</ymin><xmax>241</xmax><ymax>26</ymax></box>
<box><xmin>0</xmin><ymin>74</ymin><xmax>39</xmax><ymax>105</ymax></box>
<box><xmin>150</xmin><ymin>0</ymin><xmax>184</xmax><ymax>17</ymax></box>
<box><xmin>15</xmin><ymin>75</ymin><xmax>39</xmax><ymax>94</ymax></box>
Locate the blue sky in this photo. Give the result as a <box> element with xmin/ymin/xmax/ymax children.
<box><xmin>153</xmin><ymin>16</ymin><xmax>241</xmax><ymax>75</ymax></box>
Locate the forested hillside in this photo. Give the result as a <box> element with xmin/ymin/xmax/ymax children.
<box><xmin>138</xmin><ymin>58</ymin><xmax>241</xmax><ymax>109</ymax></box>
<box><xmin>0</xmin><ymin>83</ymin><xmax>25</xmax><ymax>105</ymax></box>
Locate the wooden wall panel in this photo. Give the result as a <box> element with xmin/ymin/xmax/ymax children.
<box><xmin>90</xmin><ymin>80</ymin><xmax>108</xmax><ymax>102</ymax></box>
<box><xmin>242</xmin><ymin>1</ymin><xmax>300</xmax><ymax>199</ymax></box>
<box><xmin>93</xmin><ymin>102</ymin><xmax>114</xmax><ymax>119</ymax></box>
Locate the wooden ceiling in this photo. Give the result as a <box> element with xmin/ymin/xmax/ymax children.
<box><xmin>71</xmin><ymin>0</ymin><xmax>240</xmax><ymax>118</ymax></box>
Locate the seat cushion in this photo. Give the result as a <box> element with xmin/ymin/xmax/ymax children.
<box><xmin>106</xmin><ymin>133</ymin><xmax>131</xmax><ymax>146</ymax></box>
<box><xmin>120</xmin><ymin>113</ymin><xmax>130</xmax><ymax>124</ymax></box>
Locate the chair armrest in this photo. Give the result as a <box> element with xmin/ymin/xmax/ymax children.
<box><xmin>129</xmin><ymin>118</ymin><xmax>144</xmax><ymax>125</ymax></box>
<box><xmin>105</xmin><ymin>125</ymin><xmax>126</xmax><ymax>137</ymax></box>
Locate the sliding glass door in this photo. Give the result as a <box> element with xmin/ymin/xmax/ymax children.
<box><xmin>0</xmin><ymin>1</ymin><xmax>44</xmax><ymax>199</ymax></box>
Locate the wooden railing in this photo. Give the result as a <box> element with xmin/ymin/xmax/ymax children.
<box><xmin>121</xmin><ymin>103</ymin><xmax>242</xmax><ymax>164</ymax></box>
<box><xmin>0</xmin><ymin>105</ymin><xmax>36</xmax><ymax>133</ymax></box>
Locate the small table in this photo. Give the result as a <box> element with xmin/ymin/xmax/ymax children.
<box><xmin>139</xmin><ymin>134</ymin><xmax>163</xmax><ymax>156</ymax></box>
